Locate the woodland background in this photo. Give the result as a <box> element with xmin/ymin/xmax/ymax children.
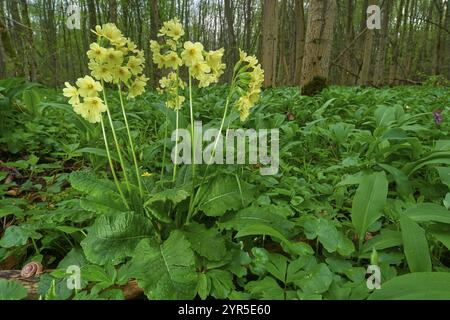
<box><xmin>0</xmin><ymin>0</ymin><xmax>449</xmax><ymax>89</ymax></box>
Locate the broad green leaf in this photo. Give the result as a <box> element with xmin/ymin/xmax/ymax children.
<box><xmin>207</xmin><ymin>269</ymin><xmax>234</xmax><ymax>299</ymax></box>
<box><xmin>235</xmin><ymin>223</ymin><xmax>289</xmax><ymax>244</ymax></box>
<box><xmin>290</xmin><ymin>263</ymin><xmax>333</xmax><ymax>295</ymax></box>
<box><xmin>303</xmin><ymin>217</ymin><xmax>354</xmax><ymax>256</ymax></box>
<box><xmin>0</xmin><ymin>279</ymin><xmax>28</xmax><ymax>300</ymax></box>
<box><xmin>69</xmin><ymin>171</ymin><xmax>117</xmax><ymax>195</ymax></box>
<box><xmin>428</xmin><ymin>224</ymin><xmax>450</xmax><ymax>250</ymax></box>
<box><xmin>245</xmin><ymin>277</ymin><xmax>285</xmax><ymax>300</ymax></box>
<box><xmin>405</xmin><ymin>203</ymin><xmax>450</xmax><ymax>224</ymax></box>
<box><xmin>197</xmin><ymin>175</ymin><xmax>256</xmax><ymax>216</ymax></box>
<box><xmin>219</xmin><ymin>205</ymin><xmax>294</xmax><ymax>237</ymax></box>
<box><xmin>351</xmin><ymin>172</ymin><xmax>388</xmax><ymax>240</ymax></box>
<box><xmin>22</xmin><ymin>89</ymin><xmax>41</xmax><ymax>115</ymax></box>
<box><xmin>80</xmin><ymin>190</ymin><xmax>128</xmax><ymax>214</ymax></box>
<box><xmin>81</xmin><ymin>212</ymin><xmax>154</xmax><ymax>265</ymax></box>
<box><xmin>362</xmin><ymin>229</ymin><xmax>402</xmax><ymax>253</ymax></box>
<box><xmin>0</xmin><ymin>205</ymin><xmax>23</xmax><ymax>219</ymax></box>
<box><xmin>183</xmin><ymin>222</ymin><xmax>226</xmax><ymax>261</ymax></box>
<box><xmin>437</xmin><ymin>167</ymin><xmax>450</xmax><ymax>188</ymax></box>
<box><xmin>369</xmin><ymin>272</ymin><xmax>450</xmax><ymax>300</ymax></box>
<box><xmin>266</xmin><ymin>253</ymin><xmax>289</xmax><ymax>283</ymax></box>
<box><xmin>197</xmin><ymin>273</ymin><xmax>210</xmax><ymax>300</ymax></box>
<box><xmin>400</xmin><ymin>215</ymin><xmax>431</xmax><ymax>272</ymax></box>
<box><xmin>131</xmin><ymin>231</ymin><xmax>198</xmax><ymax>299</ymax></box>
<box><xmin>81</xmin><ymin>265</ymin><xmax>111</xmax><ymax>284</ymax></box>
<box><xmin>75</xmin><ymin>147</ymin><xmax>119</xmax><ymax>162</ymax></box>
<box><xmin>378</xmin><ymin>163</ymin><xmax>412</xmax><ymax>198</ymax></box>
<box><xmin>0</xmin><ymin>225</ymin><xmax>41</xmax><ymax>248</ymax></box>
<box><xmin>144</xmin><ymin>188</ymin><xmax>190</xmax><ymax>206</ymax></box>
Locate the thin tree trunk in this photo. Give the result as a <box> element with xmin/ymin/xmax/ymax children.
<box><xmin>374</xmin><ymin>0</ymin><xmax>391</xmax><ymax>86</ymax></box>
<box><xmin>109</xmin><ymin>0</ymin><xmax>118</xmax><ymax>24</ymax></box>
<box><xmin>293</xmin><ymin>0</ymin><xmax>305</xmax><ymax>85</ymax></box>
<box><xmin>261</xmin><ymin>0</ymin><xmax>278</xmax><ymax>87</ymax></box>
<box><xmin>224</xmin><ymin>0</ymin><xmax>237</xmax><ymax>82</ymax></box>
<box><xmin>20</xmin><ymin>0</ymin><xmax>37</xmax><ymax>81</ymax></box>
<box><xmin>301</xmin><ymin>0</ymin><xmax>337</xmax><ymax>88</ymax></box>
<box><xmin>358</xmin><ymin>0</ymin><xmax>376</xmax><ymax>86</ymax></box>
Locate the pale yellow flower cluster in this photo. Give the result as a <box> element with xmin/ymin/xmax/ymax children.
<box><xmin>63</xmin><ymin>76</ymin><xmax>106</xmax><ymax>123</ymax></box>
<box><xmin>181</xmin><ymin>42</ymin><xmax>226</xmax><ymax>88</ymax></box>
<box><xmin>89</xmin><ymin>23</ymin><xmax>148</xmax><ymax>99</ymax></box>
<box><xmin>158</xmin><ymin>72</ymin><xmax>187</xmax><ymax>110</ymax></box>
<box><xmin>236</xmin><ymin>49</ymin><xmax>265</xmax><ymax>121</ymax></box>
<box><xmin>150</xmin><ymin>18</ymin><xmax>226</xmax><ymax>109</ymax></box>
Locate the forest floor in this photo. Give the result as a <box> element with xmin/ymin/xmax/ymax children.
<box><xmin>1</xmin><ymin>80</ymin><xmax>450</xmax><ymax>300</ymax></box>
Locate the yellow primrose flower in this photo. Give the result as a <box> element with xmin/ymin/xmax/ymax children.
<box><xmin>89</xmin><ymin>62</ymin><xmax>113</xmax><ymax>83</ymax></box>
<box><xmin>63</xmin><ymin>82</ymin><xmax>80</xmax><ymax>105</ymax></box>
<box><xmin>167</xmin><ymin>39</ymin><xmax>178</xmax><ymax>51</ymax></box>
<box><xmin>166</xmin><ymin>95</ymin><xmax>185</xmax><ymax>110</ymax></box>
<box><xmin>248</xmin><ymin>89</ymin><xmax>261</xmax><ymax>104</ymax></box>
<box><xmin>78</xmin><ymin>97</ymin><xmax>107</xmax><ymax>123</ymax></box>
<box><xmin>127</xmin><ymin>56</ymin><xmax>144</xmax><ymax>75</ymax></box>
<box><xmin>163</xmin><ymin>51</ymin><xmax>182</xmax><ymax>70</ymax></box>
<box><xmin>206</xmin><ymin>49</ymin><xmax>224</xmax><ymax>70</ymax></box>
<box><xmin>105</xmin><ymin>48</ymin><xmax>124</xmax><ymax>66</ymax></box>
<box><xmin>150</xmin><ymin>40</ymin><xmax>161</xmax><ymax>55</ymax></box>
<box><xmin>239</xmin><ymin>49</ymin><xmax>248</xmax><ymax>62</ymax></box>
<box><xmin>190</xmin><ymin>61</ymin><xmax>211</xmax><ymax>80</ymax></box>
<box><xmin>96</xmin><ymin>23</ymin><xmax>123</xmax><ymax>44</ymax></box>
<box><xmin>181</xmin><ymin>41</ymin><xmax>204</xmax><ymax>67</ymax></box>
<box><xmin>128</xmin><ymin>76</ymin><xmax>148</xmax><ymax>99</ymax></box>
<box><xmin>76</xmin><ymin>76</ymin><xmax>102</xmax><ymax>98</ymax></box>
<box><xmin>126</xmin><ymin>40</ymin><xmax>137</xmax><ymax>52</ymax></box>
<box><xmin>87</xmin><ymin>43</ymin><xmax>107</xmax><ymax>62</ymax></box>
<box><xmin>153</xmin><ymin>53</ymin><xmax>166</xmax><ymax>69</ymax></box>
<box><xmin>198</xmin><ymin>73</ymin><xmax>217</xmax><ymax>88</ymax></box>
<box><xmin>158</xmin><ymin>18</ymin><xmax>185</xmax><ymax>41</ymax></box>
<box><xmin>111</xmin><ymin>66</ymin><xmax>131</xmax><ymax>83</ymax></box>
<box><xmin>141</xmin><ymin>171</ymin><xmax>153</xmax><ymax>177</ymax></box>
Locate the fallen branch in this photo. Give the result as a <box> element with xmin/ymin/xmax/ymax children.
<box><xmin>0</xmin><ymin>270</ymin><xmax>144</xmax><ymax>300</ymax></box>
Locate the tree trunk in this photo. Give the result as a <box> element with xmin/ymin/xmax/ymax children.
<box><xmin>374</xmin><ymin>0</ymin><xmax>391</xmax><ymax>86</ymax></box>
<box><xmin>8</xmin><ymin>0</ymin><xmax>25</xmax><ymax>77</ymax></box>
<box><xmin>224</xmin><ymin>0</ymin><xmax>238</xmax><ymax>82</ymax></box>
<box><xmin>244</xmin><ymin>0</ymin><xmax>252</xmax><ymax>52</ymax></box>
<box><xmin>389</xmin><ymin>0</ymin><xmax>405</xmax><ymax>84</ymax></box>
<box><xmin>109</xmin><ymin>0</ymin><xmax>118</xmax><ymax>24</ymax></box>
<box><xmin>20</xmin><ymin>0</ymin><xmax>38</xmax><ymax>81</ymax></box>
<box><xmin>293</xmin><ymin>0</ymin><xmax>305</xmax><ymax>85</ymax></box>
<box><xmin>261</xmin><ymin>0</ymin><xmax>278</xmax><ymax>87</ymax></box>
<box><xmin>358</xmin><ymin>0</ymin><xmax>376</xmax><ymax>86</ymax></box>
<box><xmin>87</xmin><ymin>0</ymin><xmax>98</xmax><ymax>42</ymax></box>
<box><xmin>300</xmin><ymin>0</ymin><xmax>337</xmax><ymax>88</ymax></box>
<box><xmin>149</xmin><ymin>0</ymin><xmax>162</xmax><ymax>86</ymax></box>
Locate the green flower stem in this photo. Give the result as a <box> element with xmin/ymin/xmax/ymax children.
<box><xmin>173</xmin><ymin>108</ymin><xmax>179</xmax><ymax>183</ymax></box>
<box><xmin>172</xmin><ymin>67</ymin><xmax>181</xmax><ymax>184</ymax></box>
<box><xmin>117</xmin><ymin>85</ymin><xmax>143</xmax><ymax>199</ymax></box>
<box><xmin>160</xmin><ymin>109</ymin><xmax>168</xmax><ymax>183</ymax></box>
<box><xmin>101</xmin><ymin>86</ymin><xmax>132</xmax><ymax>195</ymax></box>
<box><xmin>189</xmin><ymin>79</ymin><xmax>237</xmax><ymax>219</ymax></box>
<box><xmin>100</xmin><ymin>117</ymin><xmax>129</xmax><ymax>209</ymax></box>
<box><xmin>187</xmin><ymin>72</ymin><xmax>196</xmax><ymax>224</ymax></box>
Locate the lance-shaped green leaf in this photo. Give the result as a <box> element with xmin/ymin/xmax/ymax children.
<box><xmin>369</xmin><ymin>272</ymin><xmax>450</xmax><ymax>300</ymax></box>
<box><xmin>351</xmin><ymin>172</ymin><xmax>388</xmax><ymax>241</ymax></box>
<box><xmin>400</xmin><ymin>215</ymin><xmax>431</xmax><ymax>273</ymax></box>
<box><xmin>130</xmin><ymin>231</ymin><xmax>198</xmax><ymax>300</ymax></box>
<box><xmin>404</xmin><ymin>203</ymin><xmax>450</xmax><ymax>224</ymax></box>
